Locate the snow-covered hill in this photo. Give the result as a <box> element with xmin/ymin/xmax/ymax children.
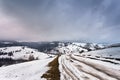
<box><xmin>0</xmin><ymin>46</ymin><xmax>51</xmax><ymax>60</ymax></box>
<box><xmin>0</xmin><ymin>57</ymin><xmax>55</xmax><ymax>80</ymax></box>
<box><xmin>0</xmin><ymin>41</ymin><xmax>106</xmax><ymax>54</ymax></box>
<box><xmin>0</xmin><ymin>42</ymin><xmax>119</xmax><ymax>80</ymax></box>
<box><xmin>0</xmin><ymin>46</ymin><xmax>54</xmax><ymax>67</ymax></box>
<box><xmin>50</xmin><ymin>42</ymin><xmax>105</xmax><ymax>54</ymax></box>
<box><xmin>81</xmin><ymin>47</ymin><xmax>120</xmax><ymax>59</ymax></box>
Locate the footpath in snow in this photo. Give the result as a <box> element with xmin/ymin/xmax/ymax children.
<box><xmin>59</xmin><ymin>54</ymin><xmax>120</xmax><ymax>80</ymax></box>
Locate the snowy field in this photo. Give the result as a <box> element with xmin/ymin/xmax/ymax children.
<box><xmin>0</xmin><ymin>57</ymin><xmax>55</xmax><ymax>80</ymax></box>
<box><xmin>81</xmin><ymin>47</ymin><xmax>120</xmax><ymax>58</ymax></box>
<box><xmin>59</xmin><ymin>47</ymin><xmax>120</xmax><ymax>80</ymax></box>
<box><xmin>0</xmin><ymin>46</ymin><xmax>51</xmax><ymax>60</ymax></box>
<box><xmin>0</xmin><ymin>46</ymin><xmax>120</xmax><ymax>80</ymax></box>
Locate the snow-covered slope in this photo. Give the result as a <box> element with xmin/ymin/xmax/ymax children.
<box><xmin>59</xmin><ymin>51</ymin><xmax>120</xmax><ymax>80</ymax></box>
<box><xmin>81</xmin><ymin>47</ymin><xmax>120</xmax><ymax>58</ymax></box>
<box><xmin>0</xmin><ymin>57</ymin><xmax>55</xmax><ymax>80</ymax></box>
<box><xmin>0</xmin><ymin>43</ymin><xmax>119</xmax><ymax>80</ymax></box>
<box><xmin>0</xmin><ymin>46</ymin><xmax>50</xmax><ymax>60</ymax></box>
<box><xmin>50</xmin><ymin>42</ymin><xmax>105</xmax><ymax>54</ymax></box>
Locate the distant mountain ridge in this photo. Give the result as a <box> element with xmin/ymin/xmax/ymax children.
<box><xmin>0</xmin><ymin>40</ymin><xmax>106</xmax><ymax>53</ymax></box>
<box><xmin>0</xmin><ymin>40</ymin><xmax>120</xmax><ymax>54</ymax></box>
<box><xmin>49</xmin><ymin>42</ymin><xmax>105</xmax><ymax>54</ymax></box>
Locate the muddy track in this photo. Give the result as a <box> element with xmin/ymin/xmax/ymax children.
<box><xmin>59</xmin><ymin>54</ymin><xmax>120</xmax><ymax>80</ymax></box>
<box><xmin>71</xmin><ymin>55</ymin><xmax>120</xmax><ymax>80</ymax></box>
<box><xmin>59</xmin><ymin>56</ymin><xmax>79</xmax><ymax>80</ymax></box>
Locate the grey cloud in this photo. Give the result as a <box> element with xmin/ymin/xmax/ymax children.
<box><xmin>0</xmin><ymin>0</ymin><xmax>120</xmax><ymax>43</ymax></box>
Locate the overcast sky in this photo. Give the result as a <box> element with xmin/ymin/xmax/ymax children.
<box><xmin>0</xmin><ymin>0</ymin><xmax>120</xmax><ymax>43</ymax></box>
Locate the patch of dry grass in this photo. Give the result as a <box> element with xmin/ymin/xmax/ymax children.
<box><xmin>41</xmin><ymin>56</ymin><xmax>60</xmax><ymax>80</ymax></box>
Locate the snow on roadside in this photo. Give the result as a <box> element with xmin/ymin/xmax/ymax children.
<box><xmin>0</xmin><ymin>57</ymin><xmax>55</xmax><ymax>80</ymax></box>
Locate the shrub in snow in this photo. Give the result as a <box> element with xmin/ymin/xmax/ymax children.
<box><xmin>28</xmin><ymin>55</ymin><xmax>35</xmax><ymax>61</ymax></box>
